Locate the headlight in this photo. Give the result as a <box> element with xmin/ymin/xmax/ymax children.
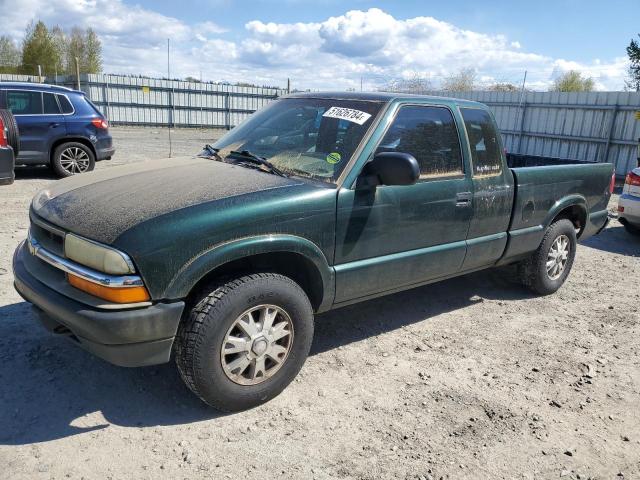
<box><xmin>64</xmin><ymin>234</ymin><xmax>135</xmax><ymax>275</ymax></box>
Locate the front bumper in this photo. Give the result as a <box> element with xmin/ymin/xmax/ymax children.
<box><xmin>0</xmin><ymin>146</ymin><xmax>15</xmax><ymax>185</ymax></box>
<box><xmin>13</xmin><ymin>242</ymin><xmax>184</xmax><ymax>367</ymax></box>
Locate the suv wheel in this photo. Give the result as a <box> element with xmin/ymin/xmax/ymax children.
<box><xmin>52</xmin><ymin>142</ymin><xmax>95</xmax><ymax>177</ymax></box>
<box><xmin>518</xmin><ymin>219</ymin><xmax>577</xmax><ymax>295</ymax></box>
<box><xmin>175</xmin><ymin>273</ymin><xmax>314</xmax><ymax>411</ymax></box>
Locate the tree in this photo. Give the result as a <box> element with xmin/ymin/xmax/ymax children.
<box><xmin>50</xmin><ymin>26</ymin><xmax>67</xmax><ymax>75</ymax></box>
<box><xmin>383</xmin><ymin>73</ymin><xmax>432</xmax><ymax>94</ymax></box>
<box><xmin>21</xmin><ymin>21</ymin><xmax>61</xmax><ymax>76</ymax></box>
<box><xmin>84</xmin><ymin>28</ymin><xmax>102</xmax><ymax>74</ymax></box>
<box><xmin>442</xmin><ymin>68</ymin><xmax>476</xmax><ymax>91</ymax></box>
<box><xmin>488</xmin><ymin>82</ymin><xmax>518</xmax><ymax>92</ymax></box>
<box><xmin>0</xmin><ymin>35</ymin><xmax>21</xmax><ymax>73</ymax></box>
<box><xmin>66</xmin><ymin>27</ymin><xmax>86</xmax><ymax>75</ymax></box>
<box><xmin>626</xmin><ymin>34</ymin><xmax>640</xmax><ymax>92</ymax></box>
<box><xmin>551</xmin><ymin>70</ymin><xmax>595</xmax><ymax>92</ymax></box>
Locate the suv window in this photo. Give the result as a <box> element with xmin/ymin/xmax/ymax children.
<box><xmin>460</xmin><ymin>108</ymin><xmax>502</xmax><ymax>176</ymax></box>
<box><xmin>376</xmin><ymin>105</ymin><xmax>463</xmax><ymax>178</ymax></box>
<box><xmin>57</xmin><ymin>94</ymin><xmax>74</xmax><ymax>114</ymax></box>
<box><xmin>43</xmin><ymin>93</ymin><xmax>60</xmax><ymax>114</ymax></box>
<box><xmin>7</xmin><ymin>90</ymin><xmax>43</xmax><ymax>115</ymax></box>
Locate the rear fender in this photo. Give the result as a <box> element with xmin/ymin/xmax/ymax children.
<box><xmin>543</xmin><ymin>195</ymin><xmax>588</xmax><ymax>232</ymax></box>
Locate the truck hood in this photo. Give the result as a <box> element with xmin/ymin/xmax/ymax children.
<box><xmin>31</xmin><ymin>156</ymin><xmax>303</xmax><ymax>244</ymax></box>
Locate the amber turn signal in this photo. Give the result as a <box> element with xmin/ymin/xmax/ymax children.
<box><xmin>68</xmin><ymin>274</ymin><xmax>150</xmax><ymax>303</ymax></box>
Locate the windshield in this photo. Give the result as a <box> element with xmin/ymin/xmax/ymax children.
<box><xmin>212</xmin><ymin>98</ymin><xmax>384</xmax><ymax>182</ymax></box>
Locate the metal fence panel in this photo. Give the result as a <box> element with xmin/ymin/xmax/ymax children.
<box><xmin>0</xmin><ymin>73</ymin><xmax>287</xmax><ymax>130</ymax></box>
<box><xmin>1</xmin><ymin>74</ymin><xmax>638</xmax><ymax>173</ymax></box>
<box><xmin>435</xmin><ymin>90</ymin><xmax>640</xmax><ymax>174</ymax></box>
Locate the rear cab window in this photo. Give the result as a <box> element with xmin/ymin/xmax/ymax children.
<box><xmin>375</xmin><ymin>105</ymin><xmax>464</xmax><ymax>179</ymax></box>
<box><xmin>57</xmin><ymin>94</ymin><xmax>74</xmax><ymax>114</ymax></box>
<box><xmin>43</xmin><ymin>93</ymin><xmax>61</xmax><ymax>114</ymax></box>
<box><xmin>6</xmin><ymin>90</ymin><xmax>43</xmax><ymax>115</ymax></box>
<box><xmin>460</xmin><ymin>108</ymin><xmax>503</xmax><ymax>177</ymax></box>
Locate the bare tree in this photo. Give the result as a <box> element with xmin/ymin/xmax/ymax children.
<box><xmin>0</xmin><ymin>35</ymin><xmax>20</xmax><ymax>73</ymax></box>
<box><xmin>382</xmin><ymin>73</ymin><xmax>432</xmax><ymax>94</ymax></box>
<box><xmin>488</xmin><ymin>82</ymin><xmax>518</xmax><ymax>92</ymax></box>
<box><xmin>441</xmin><ymin>68</ymin><xmax>477</xmax><ymax>91</ymax></box>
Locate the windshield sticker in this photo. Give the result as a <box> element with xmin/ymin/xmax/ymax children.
<box><xmin>326</xmin><ymin>152</ymin><xmax>342</xmax><ymax>164</ymax></box>
<box><xmin>322</xmin><ymin>107</ymin><xmax>372</xmax><ymax>125</ymax></box>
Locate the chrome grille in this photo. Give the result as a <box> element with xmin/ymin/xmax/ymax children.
<box><xmin>29</xmin><ymin>215</ymin><xmax>65</xmax><ymax>257</ymax></box>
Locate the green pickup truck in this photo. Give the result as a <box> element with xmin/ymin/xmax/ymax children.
<box><xmin>13</xmin><ymin>93</ymin><xmax>614</xmax><ymax>411</ymax></box>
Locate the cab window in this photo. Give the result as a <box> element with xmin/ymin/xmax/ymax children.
<box><xmin>460</xmin><ymin>108</ymin><xmax>503</xmax><ymax>176</ymax></box>
<box><xmin>376</xmin><ymin>105</ymin><xmax>463</xmax><ymax>179</ymax></box>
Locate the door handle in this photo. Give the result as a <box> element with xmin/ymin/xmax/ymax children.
<box><xmin>49</xmin><ymin>122</ymin><xmax>60</xmax><ymax>128</ymax></box>
<box><xmin>456</xmin><ymin>192</ymin><xmax>472</xmax><ymax>207</ymax></box>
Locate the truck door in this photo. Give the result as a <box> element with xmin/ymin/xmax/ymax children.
<box><xmin>334</xmin><ymin>104</ymin><xmax>473</xmax><ymax>304</ymax></box>
<box><xmin>459</xmin><ymin>107</ymin><xmax>514</xmax><ymax>270</ymax></box>
<box><xmin>6</xmin><ymin>89</ymin><xmax>66</xmax><ymax>164</ymax></box>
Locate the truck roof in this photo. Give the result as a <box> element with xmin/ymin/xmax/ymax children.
<box><xmin>285</xmin><ymin>91</ymin><xmax>486</xmax><ymax>108</ymax></box>
<box><xmin>0</xmin><ymin>82</ymin><xmax>81</xmax><ymax>94</ymax></box>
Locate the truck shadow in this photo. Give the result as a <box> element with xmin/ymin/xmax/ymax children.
<box><xmin>582</xmin><ymin>224</ymin><xmax>640</xmax><ymax>257</ymax></box>
<box><xmin>0</xmin><ymin>268</ymin><xmax>531</xmax><ymax>445</ymax></box>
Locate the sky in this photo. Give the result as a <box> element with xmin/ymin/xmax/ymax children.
<box><xmin>0</xmin><ymin>0</ymin><xmax>638</xmax><ymax>91</ymax></box>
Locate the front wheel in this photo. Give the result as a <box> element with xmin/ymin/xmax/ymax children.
<box><xmin>51</xmin><ymin>142</ymin><xmax>95</xmax><ymax>177</ymax></box>
<box><xmin>518</xmin><ymin>219</ymin><xmax>577</xmax><ymax>295</ymax></box>
<box><xmin>175</xmin><ymin>273</ymin><xmax>314</xmax><ymax>412</ymax></box>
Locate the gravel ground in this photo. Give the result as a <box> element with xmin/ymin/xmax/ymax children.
<box><xmin>0</xmin><ymin>127</ymin><xmax>639</xmax><ymax>480</ymax></box>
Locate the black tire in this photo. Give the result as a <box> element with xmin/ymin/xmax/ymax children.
<box><xmin>175</xmin><ymin>273</ymin><xmax>314</xmax><ymax>412</ymax></box>
<box><xmin>51</xmin><ymin>142</ymin><xmax>95</xmax><ymax>177</ymax></box>
<box><xmin>518</xmin><ymin>219</ymin><xmax>577</xmax><ymax>295</ymax></box>
<box><xmin>0</xmin><ymin>109</ymin><xmax>19</xmax><ymax>156</ymax></box>
<box><xmin>623</xmin><ymin>222</ymin><xmax>640</xmax><ymax>236</ymax></box>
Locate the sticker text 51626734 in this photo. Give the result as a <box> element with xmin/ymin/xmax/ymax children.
<box><xmin>322</xmin><ymin>107</ymin><xmax>372</xmax><ymax>125</ymax></box>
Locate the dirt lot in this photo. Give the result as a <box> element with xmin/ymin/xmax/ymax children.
<box><xmin>0</xmin><ymin>127</ymin><xmax>639</xmax><ymax>480</ymax></box>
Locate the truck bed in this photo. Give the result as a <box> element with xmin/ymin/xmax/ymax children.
<box><xmin>506</xmin><ymin>153</ymin><xmax>594</xmax><ymax>168</ymax></box>
<box><xmin>500</xmin><ymin>155</ymin><xmax>613</xmax><ymax>263</ymax></box>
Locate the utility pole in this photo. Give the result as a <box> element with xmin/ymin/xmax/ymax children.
<box><xmin>360</xmin><ymin>76</ymin><xmax>363</xmax><ymax>92</ymax></box>
<box><xmin>287</xmin><ymin>78</ymin><xmax>290</xmax><ymax>94</ymax></box>
<box><xmin>37</xmin><ymin>64</ymin><xmax>42</xmax><ymax>83</ymax></box>
<box><xmin>200</xmin><ymin>69</ymin><xmax>204</xmax><ymax>130</ymax></box>
<box><xmin>515</xmin><ymin>70</ymin><xmax>528</xmax><ymax>154</ymax></box>
<box><xmin>75</xmin><ymin>57</ymin><xmax>81</xmax><ymax>90</ymax></box>
<box><xmin>167</xmin><ymin>38</ymin><xmax>172</xmax><ymax>158</ymax></box>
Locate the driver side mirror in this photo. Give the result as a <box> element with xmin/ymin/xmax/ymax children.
<box><xmin>358</xmin><ymin>152</ymin><xmax>420</xmax><ymax>188</ymax></box>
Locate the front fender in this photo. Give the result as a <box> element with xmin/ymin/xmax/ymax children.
<box><xmin>164</xmin><ymin>234</ymin><xmax>335</xmax><ymax>311</ymax></box>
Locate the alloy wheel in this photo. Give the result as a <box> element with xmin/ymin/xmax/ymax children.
<box><xmin>220</xmin><ymin>304</ymin><xmax>294</xmax><ymax>386</ymax></box>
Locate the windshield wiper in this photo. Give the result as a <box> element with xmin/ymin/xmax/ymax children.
<box><xmin>228</xmin><ymin>150</ymin><xmax>288</xmax><ymax>177</ymax></box>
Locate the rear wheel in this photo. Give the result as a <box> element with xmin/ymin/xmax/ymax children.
<box><xmin>51</xmin><ymin>142</ymin><xmax>95</xmax><ymax>177</ymax></box>
<box><xmin>0</xmin><ymin>109</ymin><xmax>20</xmax><ymax>156</ymax></box>
<box><xmin>518</xmin><ymin>219</ymin><xmax>577</xmax><ymax>295</ymax></box>
<box><xmin>175</xmin><ymin>273</ymin><xmax>314</xmax><ymax>412</ymax></box>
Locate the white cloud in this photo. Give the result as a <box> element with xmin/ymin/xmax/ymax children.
<box><xmin>0</xmin><ymin>2</ymin><xmax>629</xmax><ymax>90</ymax></box>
